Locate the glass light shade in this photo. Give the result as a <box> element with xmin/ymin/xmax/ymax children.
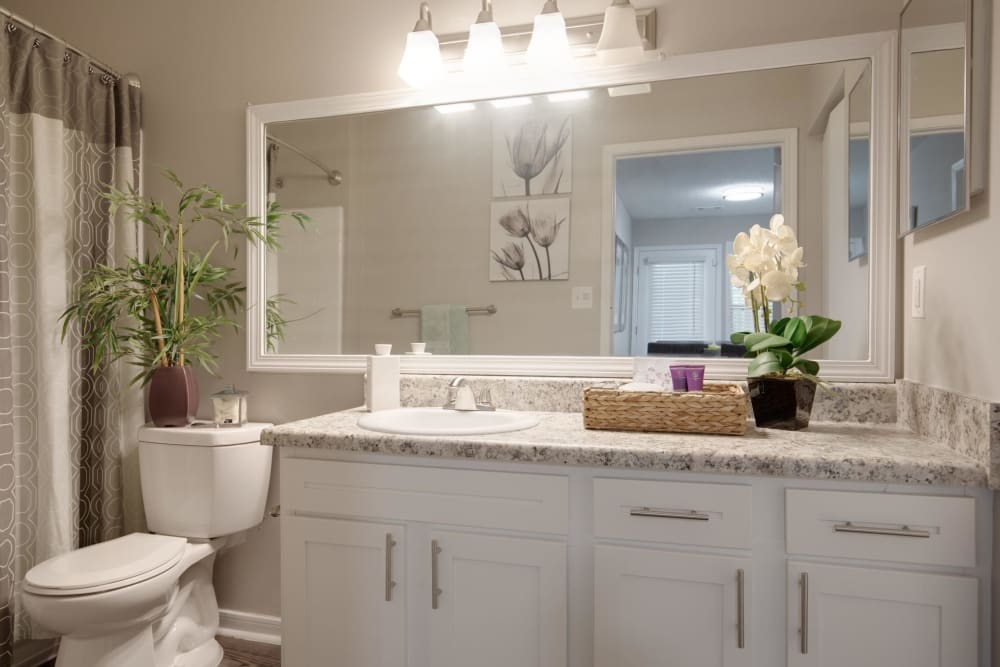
<box><xmin>595</xmin><ymin>3</ymin><xmax>644</xmax><ymax>66</ymax></box>
<box><xmin>398</xmin><ymin>30</ymin><xmax>444</xmax><ymax>87</ymax></box>
<box><xmin>526</xmin><ymin>11</ymin><xmax>571</xmax><ymax>67</ymax></box>
<box><xmin>464</xmin><ymin>21</ymin><xmax>506</xmax><ymax>73</ymax></box>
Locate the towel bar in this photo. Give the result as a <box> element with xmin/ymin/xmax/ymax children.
<box><xmin>391</xmin><ymin>305</ymin><xmax>497</xmax><ymax>317</ymax></box>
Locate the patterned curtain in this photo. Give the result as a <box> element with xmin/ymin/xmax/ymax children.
<box><xmin>0</xmin><ymin>20</ymin><xmax>143</xmax><ymax>654</ymax></box>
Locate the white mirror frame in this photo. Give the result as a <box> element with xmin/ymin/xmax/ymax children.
<box><xmin>247</xmin><ymin>30</ymin><xmax>897</xmax><ymax>382</ymax></box>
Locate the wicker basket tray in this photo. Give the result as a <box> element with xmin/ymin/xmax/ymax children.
<box><xmin>583</xmin><ymin>383</ymin><xmax>747</xmax><ymax>436</ymax></box>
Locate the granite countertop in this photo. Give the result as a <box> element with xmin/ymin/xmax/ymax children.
<box><xmin>263</xmin><ymin>408</ymin><xmax>988</xmax><ymax>487</ymax></box>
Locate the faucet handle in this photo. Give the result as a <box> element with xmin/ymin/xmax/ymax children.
<box><xmin>477</xmin><ymin>387</ymin><xmax>494</xmax><ymax>410</ymax></box>
<box><xmin>453</xmin><ymin>385</ymin><xmax>478</xmax><ymax>411</ymax></box>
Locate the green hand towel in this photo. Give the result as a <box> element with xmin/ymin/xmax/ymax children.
<box><xmin>420</xmin><ymin>304</ymin><xmax>470</xmax><ymax>355</ymax></box>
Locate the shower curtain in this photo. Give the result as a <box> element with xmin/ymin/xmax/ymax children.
<box><xmin>0</xmin><ymin>18</ymin><xmax>143</xmax><ymax>654</ymax></box>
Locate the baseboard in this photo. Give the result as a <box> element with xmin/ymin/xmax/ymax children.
<box><xmin>217</xmin><ymin>609</ymin><xmax>282</xmax><ymax>646</ymax></box>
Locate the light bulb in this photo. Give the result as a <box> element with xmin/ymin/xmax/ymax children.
<box><xmin>527</xmin><ymin>1</ymin><xmax>571</xmax><ymax>67</ymax></box>
<box><xmin>398</xmin><ymin>3</ymin><xmax>444</xmax><ymax>88</ymax></box>
<box><xmin>595</xmin><ymin>0</ymin><xmax>644</xmax><ymax>66</ymax></box>
<box><xmin>464</xmin><ymin>21</ymin><xmax>506</xmax><ymax>73</ymax></box>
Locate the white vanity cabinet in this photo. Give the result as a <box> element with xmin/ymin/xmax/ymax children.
<box><xmin>786</xmin><ymin>561</ymin><xmax>977</xmax><ymax>667</ymax></box>
<box><xmin>280</xmin><ymin>457</ymin><xmax>570</xmax><ymax>667</ymax></box>
<box><xmin>279</xmin><ymin>451</ymin><xmax>991</xmax><ymax>667</ymax></box>
<box><xmin>595</xmin><ymin>546</ymin><xmax>751</xmax><ymax>667</ymax></box>
<box><xmin>281</xmin><ymin>516</ymin><xmax>406</xmax><ymax>667</ymax></box>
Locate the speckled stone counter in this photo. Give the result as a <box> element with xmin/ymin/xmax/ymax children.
<box><xmin>264</xmin><ymin>409</ymin><xmax>987</xmax><ymax>487</ymax></box>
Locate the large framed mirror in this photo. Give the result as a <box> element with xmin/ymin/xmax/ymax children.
<box><xmin>246</xmin><ymin>31</ymin><xmax>897</xmax><ymax>381</ymax></box>
<box><xmin>899</xmin><ymin>0</ymin><xmax>983</xmax><ymax>233</ymax></box>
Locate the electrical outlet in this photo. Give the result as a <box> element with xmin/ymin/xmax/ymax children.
<box><xmin>911</xmin><ymin>265</ymin><xmax>926</xmax><ymax>318</ymax></box>
<box><xmin>572</xmin><ymin>286</ymin><xmax>593</xmax><ymax>310</ymax></box>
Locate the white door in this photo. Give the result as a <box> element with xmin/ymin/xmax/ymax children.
<box><xmin>594</xmin><ymin>545</ymin><xmax>751</xmax><ymax>667</ymax></box>
<box><xmin>787</xmin><ymin>561</ymin><xmax>977</xmax><ymax>667</ymax></box>
<box><xmin>428</xmin><ymin>531</ymin><xmax>567</xmax><ymax>667</ymax></box>
<box><xmin>281</xmin><ymin>516</ymin><xmax>405</xmax><ymax>667</ymax></box>
<box><xmin>632</xmin><ymin>246</ymin><xmax>721</xmax><ymax>355</ymax></box>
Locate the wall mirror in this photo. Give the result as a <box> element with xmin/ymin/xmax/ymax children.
<box><xmin>246</xmin><ymin>31</ymin><xmax>897</xmax><ymax>381</ymax></box>
<box><xmin>899</xmin><ymin>0</ymin><xmax>983</xmax><ymax>233</ymax></box>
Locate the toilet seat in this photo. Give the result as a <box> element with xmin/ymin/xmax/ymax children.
<box><xmin>24</xmin><ymin>533</ymin><xmax>187</xmax><ymax>597</ymax></box>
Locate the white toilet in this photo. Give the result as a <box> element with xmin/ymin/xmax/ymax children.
<box><xmin>22</xmin><ymin>423</ymin><xmax>273</xmax><ymax>667</ymax></box>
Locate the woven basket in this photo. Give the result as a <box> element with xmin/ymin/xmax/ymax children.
<box><xmin>583</xmin><ymin>383</ymin><xmax>747</xmax><ymax>436</ymax></box>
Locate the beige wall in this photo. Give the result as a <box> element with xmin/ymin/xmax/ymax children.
<box><xmin>1</xmin><ymin>0</ymin><xmax>910</xmax><ymax>620</ymax></box>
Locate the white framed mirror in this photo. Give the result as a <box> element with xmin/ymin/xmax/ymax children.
<box><xmin>898</xmin><ymin>0</ymin><xmax>984</xmax><ymax>234</ymax></box>
<box><xmin>246</xmin><ymin>31</ymin><xmax>897</xmax><ymax>381</ymax></box>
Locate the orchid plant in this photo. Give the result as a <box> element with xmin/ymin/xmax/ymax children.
<box><xmin>728</xmin><ymin>214</ymin><xmax>841</xmax><ymax>379</ymax></box>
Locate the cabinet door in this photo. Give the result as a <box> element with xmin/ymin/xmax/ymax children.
<box><xmin>281</xmin><ymin>516</ymin><xmax>405</xmax><ymax>667</ymax></box>
<box><xmin>787</xmin><ymin>561</ymin><xmax>977</xmax><ymax>667</ymax></box>
<box><xmin>594</xmin><ymin>545</ymin><xmax>751</xmax><ymax>667</ymax></box>
<box><xmin>428</xmin><ymin>531</ymin><xmax>567</xmax><ymax>667</ymax></box>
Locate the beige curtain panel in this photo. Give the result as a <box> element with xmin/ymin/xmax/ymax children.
<box><xmin>0</xmin><ymin>17</ymin><xmax>142</xmax><ymax>655</ymax></box>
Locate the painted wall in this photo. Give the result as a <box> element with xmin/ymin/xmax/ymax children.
<box><xmin>612</xmin><ymin>195</ymin><xmax>633</xmax><ymax>356</ymax></box>
<box><xmin>1</xmin><ymin>0</ymin><xmax>907</xmax><ymax>621</ymax></box>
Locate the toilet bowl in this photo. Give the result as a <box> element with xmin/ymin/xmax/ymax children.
<box><xmin>23</xmin><ymin>423</ymin><xmax>273</xmax><ymax>667</ymax></box>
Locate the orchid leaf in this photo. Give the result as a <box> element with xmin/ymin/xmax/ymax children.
<box><xmin>745</xmin><ymin>332</ymin><xmax>793</xmax><ymax>352</ymax></box>
<box><xmin>747</xmin><ymin>350</ymin><xmax>786</xmax><ymax>377</ymax></box>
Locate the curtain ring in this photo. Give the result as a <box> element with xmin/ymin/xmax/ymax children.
<box><xmin>4</xmin><ymin>22</ymin><xmax>16</xmax><ymax>34</ymax></box>
<box><xmin>63</xmin><ymin>52</ymin><xmax>71</xmax><ymax>64</ymax></box>
<box><xmin>32</xmin><ymin>38</ymin><xmax>40</xmax><ymax>49</ymax></box>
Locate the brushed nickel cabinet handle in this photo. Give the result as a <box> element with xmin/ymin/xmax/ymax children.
<box><xmin>629</xmin><ymin>507</ymin><xmax>711</xmax><ymax>521</ymax></box>
<box><xmin>431</xmin><ymin>539</ymin><xmax>442</xmax><ymax>610</ymax></box>
<box><xmin>737</xmin><ymin>568</ymin><xmax>745</xmax><ymax>649</ymax></box>
<box><xmin>833</xmin><ymin>522</ymin><xmax>931</xmax><ymax>538</ymax></box>
<box><xmin>385</xmin><ymin>533</ymin><xmax>397</xmax><ymax>602</ymax></box>
<box><xmin>800</xmin><ymin>572</ymin><xmax>809</xmax><ymax>655</ymax></box>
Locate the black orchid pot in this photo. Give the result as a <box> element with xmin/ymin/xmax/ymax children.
<box><xmin>747</xmin><ymin>376</ymin><xmax>817</xmax><ymax>430</ymax></box>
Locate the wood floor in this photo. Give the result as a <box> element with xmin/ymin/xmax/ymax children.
<box><xmin>218</xmin><ymin>636</ymin><xmax>281</xmax><ymax>667</ymax></box>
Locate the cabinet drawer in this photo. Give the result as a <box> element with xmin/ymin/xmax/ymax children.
<box><xmin>785</xmin><ymin>489</ymin><xmax>975</xmax><ymax>567</ymax></box>
<box><xmin>594</xmin><ymin>478</ymin><xmax>752</xmax><ymax>549</ymax></box>
<box><xmin>283</xmin><ymin>459</ymin><xmax>569</xmax><ymax>534</ymax></box>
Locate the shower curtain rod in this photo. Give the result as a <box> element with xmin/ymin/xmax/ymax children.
<box><xmin>0</xmin><ymin>5</ymin><xmax>134</xmax><ymax>84</ymax></box>
<box><xmin>267</xmin><ymin>135</ymin><xmax>344</xmax><ymax>186</ymax></box>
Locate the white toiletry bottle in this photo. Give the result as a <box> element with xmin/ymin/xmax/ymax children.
<box><xmin>366</xmin><ymin>349</ymin><xmax>400</xmax><ymax>412</ymax></box>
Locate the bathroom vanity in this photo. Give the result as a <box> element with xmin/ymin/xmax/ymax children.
<box><xmin>267</xmin><ymin>409</ymin><xmax>991</xmax><ymax>667</ymax></box>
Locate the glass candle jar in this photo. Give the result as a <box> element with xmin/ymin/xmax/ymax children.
<box><xmin>209</xmin><ymin>385</ymin><xmax>248</xmax><ymax>427</ymax></box>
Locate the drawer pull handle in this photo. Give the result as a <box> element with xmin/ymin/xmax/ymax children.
<box><xmin>431</xmin><ymin>540</ymin><xmax>442</xmax><ymax>610</ymax></box>
<box><xmin>385</xmin><ymin>533</ymin><xmax>397</xmax><ymax>602</ymax></box>
<box><xmin>736</xmin><ymin>568</ymin><xmax>745</xmax><ymax>649</ymax></box>
<box><xmin>833</xmin><ymin>522</ymin><xmax>931</xmax><ymax>538</ymax></box>
<box><xmin>630</xmin><ymin>507</ymin><xmax>710</xmax><ymax>521</ymax></box>
<box><xmin>800</xmin><ymin>572</ymin><xmax>808</xmax><ymax>655</ymax></box>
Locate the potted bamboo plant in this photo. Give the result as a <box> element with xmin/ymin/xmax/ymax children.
<box><xmin>61</xmin><ymin>170</ymin><xmax>306</xmax><ymax>426</ymax></box>
<box><xmin>728</xmin><ymin>214</ymin><xmax>841</xmax><ymax>430</ymax></box>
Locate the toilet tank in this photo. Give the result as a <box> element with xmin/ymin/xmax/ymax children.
<box><xmin>138</xmin><ymin>423</ymin><xmax>273</xmax><ymax>539</ymax></box>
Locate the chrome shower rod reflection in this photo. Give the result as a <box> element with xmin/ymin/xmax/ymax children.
<box><xmin>267</xmin><ymin>135</ymin><xmax>344</xmax><ymax>186</ymax></box>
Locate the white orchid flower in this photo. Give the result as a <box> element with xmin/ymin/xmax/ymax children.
<box><xmin>784</xmin><ymin>246</ymin><xmax>805</xmax><ymax>270</ymax></box>
<box><xmin>733</xmin><ymin>231</ymin><xmax>751</xmax><ymax>256</ymax></box>
<box><xmin>768</xmin><ymin>213</ymin><xmax>785</xmax><ymax>232</ymax></box>
<box><xmin>761</xmin><ymin>269</ymin><xmax>795</xmax><ymax>302</ymax></box>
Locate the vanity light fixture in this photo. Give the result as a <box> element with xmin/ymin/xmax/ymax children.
<box><xmin>526</xmin><ymin>0</ymin><xmax>571</xmax><ymax>67</ymax></box>
<box><xmin>463</xmin><ymin>0</ymin><xmax>506</xmax><ymax>73</ymax></box>
<box><xmin>490</xmin><ymin>96</ymin><xmax>532</xmax><ymax>108</ymax></box>
<box><xmin>595</xmin><ymin>0</ymin><xmax>644</xmax><ymax>65</ymax></box>
<box><xmin>722</xmin><ymin>186</ymin><xmax>766</xmax><ymax>202</ymax></box>
<box><xmin>434</xmin><ymin>102</ymin><xmax>477</xmax><ymax>114</ymax></box>
<box><xmin>398</xmin><ymin>2</ymin><xmax>445</xmax><ymax>88</ymax></box>
<box><xmin>547</xmin><ymin>90</ymin><xmax>591</xmax><ymax>102</ymax></box>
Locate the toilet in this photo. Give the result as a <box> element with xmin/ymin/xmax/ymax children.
<box><xmin>22</xmin><ymin>423</ymin><xmax>273</xmax><ymax>667</ymax></box>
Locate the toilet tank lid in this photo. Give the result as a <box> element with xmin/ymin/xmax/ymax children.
<box><xmin>138</xmin><ymin>422</ymin><xmax>273</xmax><ymax>446</ymax></box>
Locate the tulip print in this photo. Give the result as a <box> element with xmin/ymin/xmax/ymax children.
<box><xmin>527</xmin><ymin>208</ymin><xmax>565</xmax><ymax>280</ymax></box>
<box><xmin>494</xmin><ymin>115</ymin><xmax>572</xmax><ymax>197</ymax></box>
<box><xmin>491</xmin><ymin>242</ymin><xmax>527</xmax><ymax>280</ymax></box>
<box><xmin>489</xmin><ymin>198</ymin><xmax>570</xmax><ymax>282</ymax></box>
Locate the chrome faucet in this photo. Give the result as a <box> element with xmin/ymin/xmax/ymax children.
<box><xmin>443</xmin><ymin>377</ymin><xmax>496</xmax><ymax>411</ymax></box>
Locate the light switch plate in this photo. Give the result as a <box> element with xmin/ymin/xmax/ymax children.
<box><xmin>911</xmin><ymin>265</ymin><xmax>926</xmax><ymax>318</ymax></box>
<box><xmin>572</xmin><ymin>286</ymin><xmax>593</xmax><ymax>309</ymax></box>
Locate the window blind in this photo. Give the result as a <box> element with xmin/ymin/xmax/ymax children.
<box><xmin>646</xmin><ymin>261</ymin><xmax>706</xmax><ymax>341</ymax></box>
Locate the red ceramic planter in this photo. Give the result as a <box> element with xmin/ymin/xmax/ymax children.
<box><xmin>148</xmin><ymin>365</ymin><xmax>198</xmax><ymax>427</ymax></box>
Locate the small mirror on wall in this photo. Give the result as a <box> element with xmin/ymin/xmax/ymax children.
<box><xmin>899</xmin><ymin>0</ymin><xmax>973</xmax><ymax>233</ymax></box>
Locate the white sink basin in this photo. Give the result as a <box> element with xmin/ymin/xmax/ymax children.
<box><xmin>357</xmin><ymin>407</ymin><xmax>540</xmax><ymax>436</ymax></box>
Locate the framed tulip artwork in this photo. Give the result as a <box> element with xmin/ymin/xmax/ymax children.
<box><xmin>493</xmin><ymin>114</ymin><xmax>572</xmax><ymax>197</ymax></box>
<box><xmin>489</xmin><ymin>198</ymin><xmax>570</xmax><ymax>281</ymax></box>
